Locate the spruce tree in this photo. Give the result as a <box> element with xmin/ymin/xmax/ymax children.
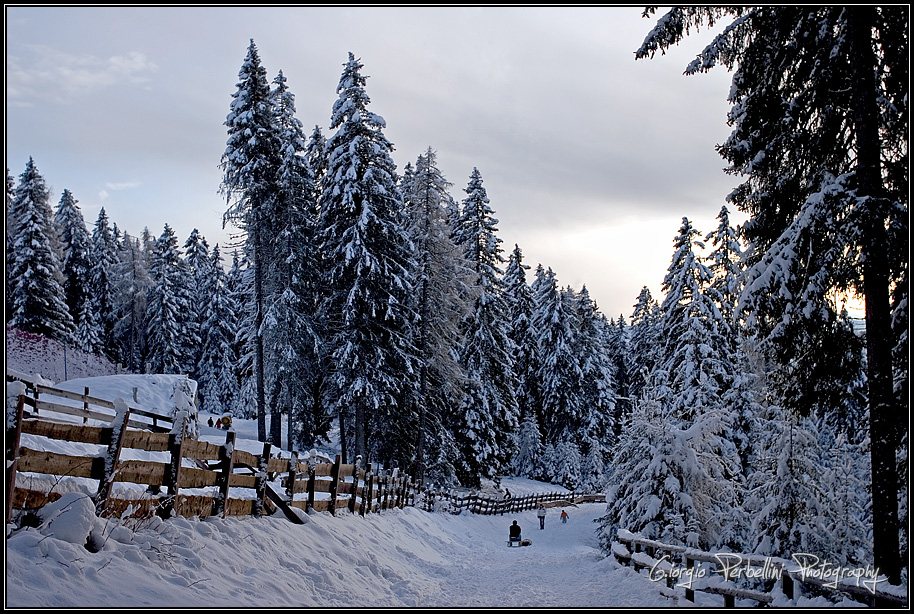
<box><xmin>145</xmin><ymin>224</ymin><xmax>190</xmax><ymax>374</ymax></box>
<box><xmin>8</xmin><ymin>158</ymin><xmax>74</xmax><ymax>342</ymax></box>
<box><xmin>220</xmin><ymin>39</ymin><xmax>279</xmax><ymax>443</ymax></box>
<box><xmin>89</xmin><ymin>207</ymin><xmax>119</xmax><ymax>358</ymax></box>
<box><xmin>113</xmin><ymin>232</ymin><xmax>150</xmax><ymax>372</ymax></box>
<box><xmin>318</xmin><ymin>52</ymin><xmax>418</xmax><ymax>465</ymax></box>
<box><xmin>266</xmin><ymin>68</ymin><xmax>319</xmax><ymax>451</ymax></box>
<box><xmin>402</xmin><ymin>147</ymin><xmax>471</xmax><ymax>482</ymax></box>
<box><xmin>452</xmin><ymin>168</ymin><xmax>518</xmax><ymax>486</ymax></box>
<box><xmin>637</xmin><ymin>6</ymin><xmax>908</xmax><ymax>581</ymax></box>
<box><xmin>53</xmin><ymin>189</ymin><xmax>93</xmax><ymax>335</ymax></box>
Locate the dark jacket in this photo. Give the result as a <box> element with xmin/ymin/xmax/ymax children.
<box><xmin>509</xmin><ymin>522</ymin><xmax>522</xmax><ymax>539</ymax></box>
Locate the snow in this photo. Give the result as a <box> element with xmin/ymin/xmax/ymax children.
<box><xmin>7</xmin><ymin>492</ymin><xmax>674</xmax><ymax>608</ymax></box>
<box><xmin>7</xmin><ymin>377</ymin><xmax>668</xmax><ymax>608</ymax></box>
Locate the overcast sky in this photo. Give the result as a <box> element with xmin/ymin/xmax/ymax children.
<box><xmin>6</xmin><ymin>5</ymin><xmax>741</xmax><ymax>321</ymax></box>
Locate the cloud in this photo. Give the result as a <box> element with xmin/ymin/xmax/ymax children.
<box><xmin>6</xmin><ymin>45</ymin><xmax>158</xmax><ymax>105</ymax></box>
<box><xmin>105</xmin><ymin>181</ymin><xmax>142</xmax><ymax>191</ymax></box>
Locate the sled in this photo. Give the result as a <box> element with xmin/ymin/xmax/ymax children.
<box><xmin>507</xmin><ymin>539</ymin><xmax>532</xmax><ymax>547</ymax></box>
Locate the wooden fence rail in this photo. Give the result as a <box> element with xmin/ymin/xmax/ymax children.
<box><xmin>7</xmin><ymin>379</ymin><xmax>605</xmax><ymax>530</ymax></box>
<box><xmin>6</xmin><ymin>392</ymin><xmax>419</xmax><ymax>523</ymax></box>
<box><xmin>611</xmin><ymin>529</ymin><xmax>907</xmax><ymax>608</ymax></box>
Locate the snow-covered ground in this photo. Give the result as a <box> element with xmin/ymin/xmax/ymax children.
<box><xmin>5</xmin><ymin>354</ymin><xmax>889</xmax><ymax>607</ymax></box>
<box><xmin>6</xmin><ymin>478</ymin><xmax>671</xmax><ymax>608</ymax></box>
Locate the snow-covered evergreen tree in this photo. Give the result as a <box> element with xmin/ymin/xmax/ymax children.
<box><xmin>182</xmin><ymin>229</ymin><xmax>210</xmax><ymax>377</ymax></box>
<box><xmin>575</xmin><ymin>286</ymin><xmax>616</xmax><ymax>475</ymax></box>
<box><xmin>145</xmin><ymin>224</ymin><xmax>191</xmax><ymax>374</ymax></box>
<box><xmin>452</xmin><ymin>168</ymin><xmax>518</xmax><ymax>486</ymax></box>
<box><xmin>197</xmin><ymin>245</ymin><xmax>242</xmax><ymax>416</ymax></box>
<box><xmin>533</xmin><ymin>270</ymin><xmax>583</xmax><ymax>449</ymax></box>
<box><xmin>112</xmin><ymin>232</ymin><xmax>151</xmax><ymax>372</ymax></box>
<box><xmin>53</xmin><ymin>189</ymin><xmax>93</xmax><ymax>336</ymax></box>
<box><xmin>220</xmin><ymin>38</ymin><xmax>279</xmax><ymax>442</ymax></box>
<box><xmin>89</xmin><ymin>207</ymin><xmax>119</xmax><ymax>358</ymax></box>
<box><xmin>8</xmin><ymin>158</ymin><xmax>74</xmax><ymax>342</ymax></box>
<box><xmin>637</xmin><ymin>6</ymin><xmax>907</xmax><ymax>581</ymax></box>
<box><xmin>401</xmin><ymin>147</ymin><xmax>471</xmax><ymax>482</ymax></box>
<box><xmin>503</xmin><ymin>244</ymin><xmax>541</xmax><ymax>436</ymax></box>
<box><xmin>318</xmin><ymin>52</ymin><xmax>418</xmax><ymax>465</ymax></box>
<box><xmin>627</xmin><ymin>286</ymin><xmax>661</xmax><ymax>401</ymax></box>
<box><xmin>265</xmin><ymin>68</ymin><xmax>320</xmax><ymax>450</ymax></box>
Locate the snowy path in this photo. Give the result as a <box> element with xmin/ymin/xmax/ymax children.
<box><xmin>6</xmin><ymin>498</ymin><xmax>673</xmax><ymax>608</ymax></box>
<box><xmin>400</xmin><ymin>504</ymin><xmax>671</xmax><ymax>608</ymax></box>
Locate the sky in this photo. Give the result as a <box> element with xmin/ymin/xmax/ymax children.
<box><xmin>5</xmin><ymin>5</ymin><xmax>741</xmax><ymax>320</ymax></box>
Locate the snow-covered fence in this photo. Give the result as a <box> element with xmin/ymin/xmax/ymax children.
<box><xmin>7</xmin><ymin>391</ymin><xmax>419</xmax><ymax>524</ymax></box>
<box><xmin>419</xmin><ymin>490</ymin><xmax>604</xmax><ymax>515</ymax></box>
<box><xmin>611</xmin><ymin>530</ymin><xmax>907</xmax><ymax>608</ymax></box>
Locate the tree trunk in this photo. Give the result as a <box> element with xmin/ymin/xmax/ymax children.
<box><xmin>847</xmin><ymin>7</ymin><xmax>901</xmax><ymax>585</ymax></box>
<box><xmin>253</xmin><ymin>222</ymin><xmax>267</xmax><ymax>444</ymax></box>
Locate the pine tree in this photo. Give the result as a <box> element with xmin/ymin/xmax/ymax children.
<box><xmin>182</xmin><ymin>229</ymin><xmax>210</xmax><ymax>378</ymax></box>
<box><xmin>656</xmin><ymin>218</ymin><xmax>735</xmax><ymax>420</ymax></box>
<box><xmin>220</xmin><ymin>39</ymin><xmax>280</xmax><ymax>443</ymax></box>
<box><xmin>8</xmin><ymin>158</ymin><xmax>74</xmax><ymax>342</ymax></box>
<box><xmin>266</xmin><ymin>68</ymin><xmax>320</xmax><ymax>451</ymax></box>
<box><xmin>89</xmin><ymin>207</ymin><xmax>119</xmax><ymax>357</ymax></box>
<box><xmin>197</xmin><ymin>245</ymin><xmax>242</xmax><ymax>416</ymax></box>
<box><xmin>533</xmin><ymin>270</ymin><xmax>583</xmax><ymax>448</ymax></box>
<box><xmin>53</xmin><ymin>189</ymin><xmax>93</xmax><ymax>335</ymax></box>
<box><xmin>452</xmin><ymin>168</ymin><xmax>518</xmax><ymax>486</ymax></box>
<box><xmin>402</xmin><ymin>147</ymin><xmax>471</xmax><ymax>482</ymax></box>
<box><xmin>575</xmin><ymin>286</ymin><xmax>616</xmax><ymax>454</ymax></box>
<box><xmin>145</xmin><ymin>224</ymin><xmax>190</xmax><ymax>374</ymax></box>
<box><xmin>607</xmin><ymin>315</ymin><xmax>632</xmax><ymax>437</ymax></box>
<box><xmin>318</xmin><ymin>52</ymin><xmax>418</xmax><ymax>465</ymax></box>
<box><xmin>503</xmin><ymin>244</ymin><xmax>541</xmax><ymax>429</ymax></box>
<box><xmin>112</xmin><ymin>232</ymin><xmax>150</xmax><ymax>372</ymax></box>
<box><xmin>637</xmin><ymin>5</ymin><xmax>908</xmax><ymax>581</ymax></box>
<box><xmin>628</xmin><ymin>286</ymin><xmax>661</xmax><ymax>401</ymax></box>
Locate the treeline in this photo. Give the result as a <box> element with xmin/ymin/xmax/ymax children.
<box><xmin>5</xmin><ymin>41</ymin><xmax>622</xmax><ymax>493</ymax></box>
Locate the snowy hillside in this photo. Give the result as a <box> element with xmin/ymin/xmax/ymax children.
<box><xmin>6</xmin><ymin>326</ymin><xmax>123</xmax><ymax>383</ymax></box>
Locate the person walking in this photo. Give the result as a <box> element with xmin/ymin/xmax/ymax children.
<box><xmin>537</xmin><ymin>504</ymin><xmax>546</xmax><ymax>529</ymax></box>
<box><xmin>561</xmin><ymin>509</ymin><xmax>568</xmax><ymax>523</ymax></box>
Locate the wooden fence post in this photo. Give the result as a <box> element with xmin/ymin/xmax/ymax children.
<box><xmin>380</xmin><ymin>473</ymin><xmax>390</xmax><ymax>511</ymax></box>
<box><xmin>212</xmin><ymin>430</ymin><xmax>236</xmax><ymax>518</ymax></box>
<box><xmin>159</xmin><ymin>413</ymin><xmax>187</xmax><ymax>518</ymax></box>
<box><xmin>286</xmin><ymin>451</ymin><xmax>298</xmax><ymax>500</ymax></box>
<box><xmin>349</xmin><ymin>456</ymin><xmax>361</xmax><ymax>514</ymax></box>
<box><xmin>6</xmin><ymin>395</ymin><xmax>25</xmax><ymax>523</ymax></box>
<box><xmin>253</xmin><ymin>443</ymin><xmax>271</xmax><ymax>518</ymax></box>
<box><xmin>83</xmin><ymin>387</ymin><xmax>90</xmax><ymax>424</ymax></box>
<box><xmin>362</xmin><ymin>469</ymin><xmax>373</xmax><ymax>516</ymax></box>
<box><xmin>685</xmin><ymin>555</ymin><xmax>695</xmax><ymax>603</ymax></box>
<box><xmin>306</xmin><ymin>450</ymin><xmax>317</xmax><ymax>513</ymax></box>
<box><xmin>781</xmin><ymin>571</ymin><xmax>794</xmax><ymax>601</ymax></box>
<box><xmin>94</xmin><ymin>399</ymin><xmax>131</xmax><ymax>515</ymax></box>
<box><xmin>328</xmin><ymin>454</ymin><xmax>341</xmax><ymax>516</ymax></box>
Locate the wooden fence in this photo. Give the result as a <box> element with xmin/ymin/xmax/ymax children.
<box><xmin>6</xmin><ymin>387</ymin><xmax>418</xmax><ymax>524</ymax></box>
<box><xmin>6</xmin><ymin>378</ymin><xmax>604</xmax><ymax>529</ymax></box>
<box><xmin>611</xmin><ymin>529</ymin><xmax>907</xmax><ymax>608</ymax></box>
<box><xmin>419</xmin><ymin>489</ymin><xmax>604</xmax><ymax>515</ymax></box>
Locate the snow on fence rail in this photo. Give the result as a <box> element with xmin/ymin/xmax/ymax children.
<box><xmin>611</xmin><ymin>529</ymin><xmax>907</xmax><ymax>608</ymax></box>
<box><xmin>6</xmin><ymin>387</ymin><xmax>418</xmax><ymax>525</ymax></box>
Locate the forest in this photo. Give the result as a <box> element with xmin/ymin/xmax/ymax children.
<box><xmin>6</xmin><ymin>7</ymin><xmax>907</xmax><ymax>585</ymax></box>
